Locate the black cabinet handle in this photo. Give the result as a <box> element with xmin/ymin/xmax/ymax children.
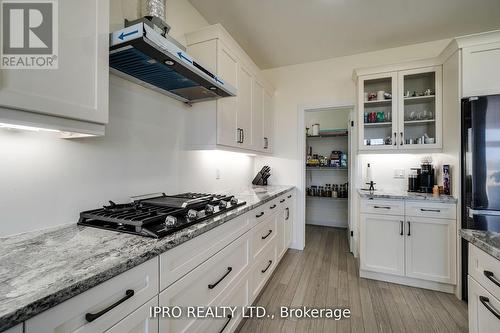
<box><xmin>287</xmin><ymin>195</ymin><xmax>292</xmax><ymax>198</ymax></box>
<box><xmin>256</xmin><ymin>212</ymin><xmax>264</xmax><ymax>218</ymax></box>
<box><xmin>400</xmin><ymin>132</ymin><xmax>404</xmax><ymax>145</ymax></box>
<box><xmin>262</xmin><ymin>229</ymin><xmax>273</xmax><ymax>240</ymax></box>
<box><xmin>394</xmin><ymin>132</ymin><xmax>397</xmax><ymax>146</ymax></box>
<box><xmin>208</xmin><ymin>267</ymin><xmax>232</xmax><ymax>289</ymax></box>
<box><xmin>407</xmin><ymin>221</ymin><xmax>411</xmax><ymax>236</ymax></box>
<box><xmin>261</xmin><ymin>260</ymin><xmax>273</xmax><ymax>273</ymax></box>
<box><xmin>374</xmin><ymin>206</ymin><xmax>391</xmax><ymax>209</ymax></box>
<box><xmin>420</xmin><ymin>208</ymin><xmax>441</xmax><ymax>213</ymax></box>
<box><xmin>484</xmin><ymin>270</ymin><xmax>500</xmax><ymax>288</ymax></box>
<box><xmin>285</xmin><ymin>207</ymin><xmax>290</xmax><ymax>220</ymax></box>
<box><xmin>264</xmin><ymin>137</ymin><xmax>268</xmax><ymax>149</ymax></box>
<box><xmin>219</xmin><ymin>314</ymin><xmax>232</xmax><ymax>333</ymax></box>
<box><xmin>241</xmin><ymin>129</ymin><xmax>245</xmax><ymax>143</ymax></box>
<box><xmin>236</xmin><ymin>128</ymin><xmax>242</xmax><ymax>143</ymax></box>
<box><xmin>280</xmin><ymin>199</ymin><xmax>285</xmax><ymax>203</ymax></box>
<box><xmin>270</xmin><ymin>204</ymin><xmax>277</xmax><ymax>209</ymax></box>
<box><xmin>479</xmin><ymin>296</ymin><xmax>500</xmax><ymax>320</ymax></box>
<box><xmin>400</xmin><ymin>221</ymin><xmax>404</xmax><ymax>236</ymax></box>
<box><xmin>85</xmin><ymin>289</ymin><xmax>134</xmax><ymax>322</ymax></box>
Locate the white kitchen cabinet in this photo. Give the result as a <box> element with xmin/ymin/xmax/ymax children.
<box><xmin>185</xmin><ymin>24</ymin><xmax>274</xmax><ymax>154</ymax></box>
<box><xmin>355</xmin><ymin>61</ymin><xmax>443</xmax><ymax>152</ymax></box>
<box><xmin>105</xmin><ymin>297</ymin><xmax>158</xmax><ymax>333</ymax></box>
<box><xmin>3</xmin><ymin>324</ymin><xmax>22</xmax><ymax>333</ymax></box>
<box><xmin>25</xmin><ymin>258</ymin><xmax>159</xmax><ymax>333</ymax></box>
<box><xmin>278</xmin><ymin>192</ymin><xmax>294</xmax><ymax>258</ymax></box>
<box><xmin>468</xmin><ymin>276</ymin><xmax>500</xmax><ymax>333</ymax></box>
<box><xmin>236</xmin><ymin>65</ymin><xmax>253</xmax><ymax>150</ymax></box>
<box><xmin>360</xmin><ymin>213</ymin><xmax>405</xmax><ymax>276</ymax></box>
<box><xmin>263</xmin><ymin>90</ymin><xmax>275</xmax><ymax>152</ymax></box>
<box><xmin>251</xmin><ymin>80</ymin><xmax>264</xmax><ymax>151</ymax></box>
<box><xmin>0</xmin><ymin>0</ymin><xmax>109</xmax><ymax>135</ymax></box>
<box><xmin>405</xmin><ymin>217</ymin><xmax>456</xmax><ymax>284</ymax></box>
<box><xmin>462</xmin><ymin>41</ymin><xmax>500</xmax><ymax>97</ymax></box>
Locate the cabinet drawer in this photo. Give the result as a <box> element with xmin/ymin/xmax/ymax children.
<box><xmin>360</xmin><ymin>199</ymin><xmax>404</xmax><ymax>215</ymax></box>
<box><xmin>250</xmin><ymin>199</ymin><xmax>280</xmax><ymax>227</ymax></box>
<box><xmin>25</xmin><ymin>258</ymin><xmax>159</xmax><ymax>333</ymax></box>
<box><xmin>159</xmin><ymin>233</ymin><xmax>250</xmax><ymax>333</ymax></box>
<box><xmin>251</xmin><ymin>214</ymin><xmax>277</xmax><ymax>259</ymax></box>
<box><xmin>105</xmin><ymin>296</ymin><xmax>158</xmax><ymax>333</ymax></box>
<box><xmin>250</xmin><ymin>238</ymin><xmax>277</xmax><ymax>301</ymax></box>
<box><xmin>160</xmin><ymin>213</ymin><xmax>250</xmax><ymax>290</ymax></box>
<box><xmin>469</xmin><ymin>243</ymin><xmax>500</xmax><ymax>300</ymax></box>
<box><xmin>405</xmin><ymin>201</ymin><xmax>456</xmax><ymax>219</ymax></box>
<box><xmin>468</xmin><ymin>275</ymin><xmax>500</xmax><ymax>333</ymax></box>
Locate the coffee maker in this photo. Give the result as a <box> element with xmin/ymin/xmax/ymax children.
<box><xmin>408</xmin><ymin>168</ymin><xmax>421</xmax><ymax>192</ymax></box>
<box><xmin>419</xmin><ymin>162</ymin><xmax>435</xmax><ymax>193</ymax></box>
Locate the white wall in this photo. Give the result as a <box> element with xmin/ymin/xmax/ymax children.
<box><xmin>0</xmin><ymin>0</ymin><xmax>255</xmax><ymax>236</ymax></box>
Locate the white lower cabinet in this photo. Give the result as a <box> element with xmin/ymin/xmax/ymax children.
<box><xmin>405</xmin><ymin>217</ymin><xmax>456</xmax><ymax>284</ymax></box>
<box><xmin>3</xmin><ymin>324</ymin><xmax>22</xmax><ymax>333</ymax></box>
<box><xmin>105</xmin><ymin>297</ymin><xmax>158</xmax><ymax>333</ymax></box>
<box><xmin>468</xmin><ymin>276</ymin><xmax>500</xmax><ymax>333</ymax></box>
<box><xmin>25</xmin><ymin>258</ymin><xmax>159</xmax><ymax>333</ymax></box>
<box><xmin>250</xmin><ymin>238</ymin><xmax>278</xmax><ymax>302</ymax></box>
<box><xmin>360</xmin><ymin>213</ymin><xmax>405</xmax><ymax>276</ymax></box>
<box><xmin>359</xmin><ymin>199</ymin><xmax>457</xmax><ymax>291</ymax></box>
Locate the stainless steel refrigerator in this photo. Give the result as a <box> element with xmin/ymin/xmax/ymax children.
<box><xmin>461</xmin><ymin>94</ymin><xmax>500</xmax><ymax>300</ymax></box>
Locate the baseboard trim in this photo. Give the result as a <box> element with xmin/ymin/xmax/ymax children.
<box><xmin>360</xmin><ymin>270</ymin><xmax>456</xmax><ymax>293</ymax></box>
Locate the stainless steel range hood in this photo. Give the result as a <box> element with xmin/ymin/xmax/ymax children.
<box><xmin>109</xmin><ymin>21</ymin><xmax>236</xmax><ymax>104</ymax></box>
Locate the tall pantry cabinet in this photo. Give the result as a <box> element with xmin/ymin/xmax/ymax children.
<box><xmin>184</xmin><ymin>24</ymin><xmax>275</xmax><ymax>154</ymax></box>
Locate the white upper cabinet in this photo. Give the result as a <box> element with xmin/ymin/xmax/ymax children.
<box><xmin>0</xmin><ymin>0</ymin><xmax>109</xmax><ymax>135</ymax></box>
<box><xmin>462</xmin><ymin>41</ymin><xmax>500</xmax><ymax>98</ymax></box>
<box><xmin>355</xmin><ymin>60</ymin><xmax>443</xmax><ymax>152</ymax></box>
<box><xmin>185</xmin><ymin>24</ymin><xmax>274</xmax><ymax>154</ymax></box>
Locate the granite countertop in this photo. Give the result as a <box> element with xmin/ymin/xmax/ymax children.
<box><xmin>358</xmin><ymin>189</ymin><xmax>457</xmax><ymax>203</ymax></box>
<box><xmin>0</xmin><ymin>185</ymin><xmax>294</xmax><ymax>331</ymax></box>
<box><xmin>461</xmin><ymin>229</ymin><xmax>500</xmax><ymax>261</ymax></box>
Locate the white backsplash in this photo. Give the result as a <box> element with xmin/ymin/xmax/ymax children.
<box><xmin>358</xmin><ymin>153</ymin><xmax>458</xmax><ymax>195</ymax></box>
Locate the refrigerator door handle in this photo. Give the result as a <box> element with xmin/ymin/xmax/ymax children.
<box><xmin>468</xmin><ymin>208</ymin><xmax>500</xmax><ymax>218</ymax></box>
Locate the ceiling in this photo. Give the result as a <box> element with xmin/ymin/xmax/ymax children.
<box><xmin>188</xmin><ymin>0</ymin><xmax>500</xmax><ymax>69</ymax></box>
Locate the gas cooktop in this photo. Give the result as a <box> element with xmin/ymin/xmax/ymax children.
<box><xmin>77</xmin><ymin>192</ymin><xmax>246</xmax><ymax>238</ymax></box>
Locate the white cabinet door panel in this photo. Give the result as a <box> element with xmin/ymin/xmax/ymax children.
<box><xmin>463</xmin><ymin>42</ymin><xmax>500</xmax><ymax>97</ymax></box>
<box><xmin>236</xmin><ymin>65</ymin><xmax>252</xmax><ymax>149</ymax></box>
<box><xmin>251</xmin><ymin>80</ymin><xmax>264</xmax><ymax>151</ymax></box>
<box><xmin>405</xmin><ymin>217</ymin><xmax>455</xmax><ymax>284</ymax></box>
<box><xmin>105</xmin><ymin>297</ymin><xmax>158</xmax><ymax>333</ymax></box>
<box><xmin>263</xmin><ymin>90</ymin><xmax>274</xmax><ymax>153</ymax></box>
<box><xmin>0</xmin><ymin>0</ymin><xmax>109</xmax><ymax>124</ymax></box>
<box><xmin>360</xmin><ymin>213</ymin><xmax>405</xmax><ymax>276</ymax></box>
<box><xmin>468</xmin><ymin>276</ymin><xmax>500</xmax><ymax>333</ymax></box>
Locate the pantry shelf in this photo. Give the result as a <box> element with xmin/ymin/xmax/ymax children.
<box><xmin>306</xmin><ymin>167</ymin><xmax>348</xmax><ymax>171</ymax></box>
<box><xmin>307</xmin><ymin>196</ymin><xmax>348</xmax><ymax>201</ymax></box>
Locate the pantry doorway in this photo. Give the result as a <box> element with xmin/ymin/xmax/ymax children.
<box><xmin>297</xmin><ymin>103</ymin><xmax>358</xmax><ymax>256</ymax></box>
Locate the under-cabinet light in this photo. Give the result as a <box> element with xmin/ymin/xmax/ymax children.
<box><xmin>0</xmin><ymin>122</ymin><xmax>60</xmax><ymax>133</ymax></box>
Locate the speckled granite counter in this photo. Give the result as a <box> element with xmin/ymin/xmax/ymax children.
<box><xmin>461</xmin><ymin>229</ymin><xmax>500</xmax><ymax>261</ymax></box>
<box><xmin>358</xmin><ymin>189</ymin><xmax>457</xmax><ymax>203</ymax></box>
<box><xmin>0</xmin><ymin>185</ymin><xmax>294</xmax><ymax>331</ymax></box>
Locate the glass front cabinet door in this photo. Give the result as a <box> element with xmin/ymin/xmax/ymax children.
<box><xmin>358</xmin><ymin>72</ymin><xmax>398</xmax><ymax>150</ymax></box>
<box><xmin>398</xmin><ymin>66</ymin><xmax>442</xmax><ymax>150</ymax></box>
<box><xmin>358</xmin><ymin>66</ymin><xmax>442</xmax><ymax>151</ymax></box>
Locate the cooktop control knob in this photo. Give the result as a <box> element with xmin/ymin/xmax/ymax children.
<box><xmin>205</xmin><ymin>204</ymin><xmax>215</xmax><ymax>214</ymax></box>
<box><xmin>165</xmin><ymin>215</ymin><xmax>177</xmax><ymax>226</ymax></box>
<box><xmin>219</xmin><ymin>200</ymin><xmax>229</xmax><ymax>209</ymax></box>
<box><xmin>230</xmin><ymin>197</ymin><xmax>239</xmax><ymax>206</ymax></box>
<box><xmin>187</xmin><ymin>209</ymin><xmax>198</xmax><ymax>219</ymax></box>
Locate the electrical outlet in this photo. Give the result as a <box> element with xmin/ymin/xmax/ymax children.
<box><xmin>394</xmin><ymin>169</ymin><xmax>405</xmax><ymax>179</ymax></box>
<box><xmin>215</xmin><ymin>169</ymin><xmax>221</xmax><ymax>180</ymax></box>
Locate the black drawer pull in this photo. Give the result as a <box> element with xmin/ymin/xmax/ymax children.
<box><xmin>85</xmin><ymin>289</ymin><xmax>134</xmax><ymax>322</ymax></box>
<box><xmin>219</xmin><ymin>314</ymin><xmax>232</xmax><ymax>333</ymax></box>
<box><xmin>287</xmin><ymin>195</ymin><xmax>292</xmax><ymax>198</ymax></box>
<box><xmin>261</xmin><ymin>260</ymin><xmax>273</xmax><ymax>273</ymax></box>
<box><xmin>479</xmin><ymin>296</ymin><xmax>500</xmax><ymax>320</ymax></box>
<box><xmin>374</xmin><ymin>206</ymin><xmax>391</xmax><ymax>209</ymax></box>
<box><xmin>484</xmin><ymin>270</ymin><xmax>500</xmax><ymax>288</ymax></box>
<box><xmin>256</xmin><ymin>212</ymin><xmax>264</xmax><ymax>218</ymax></box>
<box><xmin>407</xmin><ymin>221</ymin><xmax>411</xmax><ymax>236</ymax></box>
<box><xmin>208</xmin><ymin>267</ymin><xmax>233</xmax><ymax>289</ymax></box>
<box><xmin>262</xmin><ymin>229</ymin><xmax>273</xmax><ymax>239</ymax></box>
<box><xmin>280</xmin><ymin>199</ymin><xmax>285</xmax><ymax>203</ymax></box>
<box><xmin>285</xmin><ymin>208</ymin><xmax>290</xmax><ymax>220</ymax></box>
<box><xmin>420</xmin><ymin>208</ymin><xmax>441</xmax><ymax>213</ymax></box>
<box><xmin>270</xmin><ymin>204</ymin><xmax>277</xmax><ymax>209</ymax></box>
<box><xmin>400</xmin><ymin>221</ymin><xmax>404</xmax><ymax>236</ymax></box>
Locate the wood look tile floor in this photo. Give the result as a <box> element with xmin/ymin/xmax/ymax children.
<box><xmin>237</xmin><ymin>225</ymin><xmax>468</xmax><ymax>333</ymax></box>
